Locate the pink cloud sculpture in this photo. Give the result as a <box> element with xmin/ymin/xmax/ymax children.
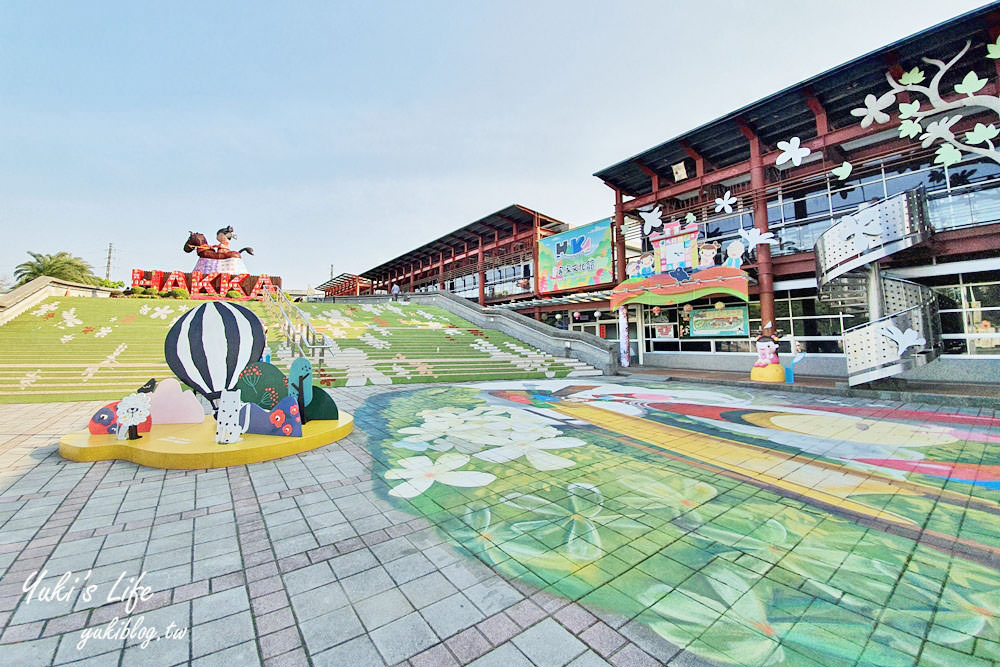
<box><xmin>150</xmin><ymin>378</ymin><xmax>206</xmax><ymax>424</ymax></box>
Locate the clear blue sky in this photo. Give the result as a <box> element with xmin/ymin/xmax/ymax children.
<box><xmin>0</xmin><ymin>1</ymin><xmax>990</xmax><ymax>288</ymax></box>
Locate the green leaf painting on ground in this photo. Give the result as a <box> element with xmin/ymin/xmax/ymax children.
<box><xmin>898</xmin><ymin>66</ymin><xmax>925</xmax><ymax>85</ymax></box>
<box><xmin>358</xmin><ymin>382</ymin><xmax>1000</xmax><ymax>666</ymax></box>
<box><xmin>954</xmin><ymin>70</ymin><xmax>987</xmax><ymax>96</ymax></box>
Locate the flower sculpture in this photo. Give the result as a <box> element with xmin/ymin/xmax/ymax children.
<box><xmin>384</xmin><ymin>453</ymin><xmax>496</xmax><ymax>498</ymax></box>
<box><xmin>775</xmin><ymin>136</ymin><xmax>811</xmax><ymax>167</ymax></box>
<box><xmin>714</xmin><ymin>190</ymin><xmax>738</xmax><ymax>214</ymax></box>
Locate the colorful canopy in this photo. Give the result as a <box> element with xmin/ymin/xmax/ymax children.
<box><xmin>610</xmin><ymin>266</ymin><xmax>749</xmax><ymax>310</ymax></box>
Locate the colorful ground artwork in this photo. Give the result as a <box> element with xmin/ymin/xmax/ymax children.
<box><xmin>358</xmin><ymin>380</ymin><xmax>1000</xmax><ymax>666</ymax></box>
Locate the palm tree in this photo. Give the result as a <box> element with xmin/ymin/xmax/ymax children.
<box><xmin>14</xmin><ymin>251</ymin><xmax>99</xmax><ymax>286</ymax></box>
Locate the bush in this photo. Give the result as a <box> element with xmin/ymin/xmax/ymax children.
<box><xmin>169</xmin><ymin>288</ymin><xmax>190</xmax><ymax>299</ymax></box>
<box><xmin>158</xmin><ymin>291</ymin><xmax>170</xmax><ymax>298</ymax></box>
<box><xmin>226</xmin><ymin>290</ymin><xmax>244</xmax><ymax>299</ymax></box>
<box><xmin>130</xmin><ymin>287</ymin><xmax>145</xmax><ymax>295</ymax></box>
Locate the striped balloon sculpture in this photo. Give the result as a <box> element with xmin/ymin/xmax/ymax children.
<box><xmin>164</xmin><ymin>302</ymin><xmax>266</xmax><ymax>406</ymax></box>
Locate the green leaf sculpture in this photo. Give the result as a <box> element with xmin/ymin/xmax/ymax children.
<box><xmin>305</xmin><ymin>386</ymin><xmax>340</xmax><ymax>421</ymax></box>
<box><xmin>988</xmin><ymin>36</ymin><xmax>1000</xmax><ymax>59</ymax></box>
<box><xmin>898</xmin><ymin>67</ymin><xmax>925</xmax><ymax>85</ymax></box>
<box><xmin>288</xmin><ymin>358</ymin><xmax>314</xmax><ymax>425</ymax></box>
<box><xmin>898</xmin><ymin>100</ymin><xmax>921</xmax><ymax>119</ymax></box>
<box><xmin>933</xmin><ymin>143</ymin><xmax>963</xmax><ymax>167</ymax></box>
<box><xmin>235</xmin><ymin>361</ymin><xmax>289</xmax><ymax>410</ymax></box>
<box><xmin>954</xmin><ymin>71</ymin><xmax>987</xmax><ymax>96</ymax></box>
<box><xmin>965</xmin><ymin>122</ymin><xmax>999</xmax><ymax>145</ymax></box>
<box><xmin>685</xmin><ymin>212</ymin><xmax>697</xmax><ymax>224</ymax></box>
<box><xmin>830</xmin><ymin>162</ymin><xmax>853</xmax><ymax>180</ymax></box>
<box><xmin>899</xmin><ymin>119</ymin><xmax>922</xmax><ymax>139</ymax></box>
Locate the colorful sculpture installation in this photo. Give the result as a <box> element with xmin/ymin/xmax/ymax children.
<box><xmin>750</xmin><ymin>331</ymin><xmax>785</xmax><ymax>383</ymax></box>
<box><xmin>183</xmin><ymin>226</ymin><xmax>254</xmax><ymax>275</ymax></box>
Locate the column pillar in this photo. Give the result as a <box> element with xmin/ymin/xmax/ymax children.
<box><xmin>739</xmin><ymin>123</ymin><xmax>775</xmax><ymax>335</ymax></box>
<box><xmin>477</xmin><ymin>239</ymin><xmax>486</xmax><ymax>306</ymax></box>
<box><xmin>614</xmin><ymin>188</ymin><xmax>627</xmax><ymax>283</ymax></box>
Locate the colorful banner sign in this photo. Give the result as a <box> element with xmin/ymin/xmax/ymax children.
<box><xmin>611</xmin><ymin>266</ymin><xmax>749</xmax><ymax>310</ymax></box>
<box><xmin>538</xmin><ymin>220</ymin><xmax>614</xmax><ymax>294</ymax></box>
<box><xmin>689</xmin><ymin>306</ymin><xmax>750</xmax><ymax>337</ymax></box>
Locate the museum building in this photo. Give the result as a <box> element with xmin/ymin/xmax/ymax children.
<box><xmin>592</xmin><ymin>4</ymin><xmax>1000</xmax><ymax>383</ymax></box>
<box><xmin>322</xmin><ymin>6</ymin><xmax>1000</xmax><ymax>385</ymax></box>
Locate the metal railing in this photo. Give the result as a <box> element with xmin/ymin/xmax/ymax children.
<box><xmin>814</xmin><ymin>188</ymin><xmax>941</xmax><ymax>386</ymax></box>
<box><xmin>262</xmin><ymin>288</ymin><xmax>339</xmax><ymax>363</ymax></box>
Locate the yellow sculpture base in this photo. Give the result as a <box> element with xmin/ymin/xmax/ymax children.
<box><xmin>59</xmin><ymin>413</ymin><xmax>354</xmax><ymax>470</ymax></box>
<box><xmin>750</xmin><ymin>364</ymin><xmax>786</xmax><ymax>383</ymax></box>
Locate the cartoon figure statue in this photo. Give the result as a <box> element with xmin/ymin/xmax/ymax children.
<box><xmin>215</xmin><ymin>389</ymin><xmax>249</xmax><ymax>444</ymax></box>
<box><xmin>115</xmin><ymin>393</ymin><xmax>152</xmax><ymax>440</ymax></box>
<box><xmin>750</xmin><ymin>332</ymin><xmax>785</xmax><ymax>383</ymax></box>
<box><xmin>723</xmin><ymin>240</ymin><xmax>745</xmax><ymax>268</ymax></box>
<box><xmin>184</xmin><ymin>226</ymin><xmax>254</xmax><ymax>275</ymax></box>
<box><xmin>696</xmin><ymin>242</ymin><xmax>720</xmax><ymax>270</ymax></box>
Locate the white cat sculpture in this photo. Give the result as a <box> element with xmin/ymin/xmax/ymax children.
<box><xmin>215</xmin><ymin>390</ymin><xmax>249</xmax><ymax>444</ymax></box>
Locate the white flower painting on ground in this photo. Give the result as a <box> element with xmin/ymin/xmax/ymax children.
<box><xmin>31</xmin><ymin>302</ymin><xmax>59</xmax><ymax>317</ymax></box>
<box><xmin>138</xmin><ymin>305</ymin><xmax>151</xmax><ymax>315</ymax></box>
<box><xmin>94</xmin><ymin>327</ymin><xmax>112</xmax><ymax>338</ymax></box>
<box><xmin>60</xmin><ymin>335</ymin><xmax>74</xmax><ymax>344</ymax></box>
<box><xmin>59</xmin><ymin>308</ymin><xmax>82</xmax><ymax>328</ymax></box>
<box><xmin>150</xmin><ymin>306</ymin><xmax>174</xmax><ymax>320</ymax></box>
<box><xmin>384</xmin><ymin>453</ymin><xmax>496</xmax><ymax>498</ymax></box>
<box><xmin>19</xmin><ymin>370</ymin><xmax>41</xmax><ymax>390</ymax></box>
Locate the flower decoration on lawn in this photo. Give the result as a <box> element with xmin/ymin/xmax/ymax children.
<box><xmin>384</xmin><ymin>453</ymin><xmax>496</xmax><ymax>498</ymax></box>
<box><xmin>138</xmin><ymin>305</ymin><xmax>150</xmax><ymax>315</ymax></box>
<box><xmin>94</xmin><ymin>326</ymin><xmax>112</xmax><ymax>338</ymax></box>
<box><xmin>60</xmin><ymin>334</ymin><xmax>74</xmax><ymax>344</ymax></box>
<box><xmin>31</xmin><ymin>302</ymin><xmax>59</xmax><ymax>317</ymax></box>
<box><xmin>713</xmin><ymin>190</ymin><xmax>738</xmax><ymax>214</ymax></box>
<box><xmin>775</xmin><ymin>136</ymin><xmax>811</xmax><ymax>167</ymax></box>
<box><xmin>150</xmin><ymin>306</ymin><xmax>174</xmax><ymax>320</ymax></box>
<box><xmin>60</xmin><ymin>308</ymin><xmax>82</xmax><ymax>328</ymax></box>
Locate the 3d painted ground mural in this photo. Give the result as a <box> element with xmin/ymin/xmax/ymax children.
<box><xmin>358</xmin><ymin>381</ymin><xmax>1000</xmax><ymax>666</ymax></box>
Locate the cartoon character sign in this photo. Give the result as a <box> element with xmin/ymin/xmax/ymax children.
<box><xmin>625</xmin><ymin>258</ymin><xmax>641</xmax><ymax>279</ymax></box>
<box><xmin>638</xmin><ymin>253</ymin><xmax>656</xmax><ymax>278</ymax></box>
<box><xmin>697</xmin><ymin>242</ymin><xmax>720</xmax><ymax>269</ymax></box>
<box><xmin>89</xmin><ymin>402</ymin><xmax>153</xmax><ymax>435</ymax></box>
<box><xmin>723</xmin><ymin>240</ymin><xmax>745</xmax><ymax>268</ymax></box>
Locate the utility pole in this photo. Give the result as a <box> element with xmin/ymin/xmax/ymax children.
<box><xmin>330</xmin><ymin>264</ymin><xmax>334</xmax><ymax>279</ymax></box>
<box><xmin>105</xmin><ymin>243</ymin><xmax>113</xmax><ymax>281</ymax></box>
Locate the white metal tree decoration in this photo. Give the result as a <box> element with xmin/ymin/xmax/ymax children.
<box><xmin>851</xmin><ymin>39</ymin><xmax>1000</xmax><ymax>167</ymax></box>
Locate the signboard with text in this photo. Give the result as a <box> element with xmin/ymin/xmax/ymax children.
<box><xmin>130</xmin><ymin>269</ymin><xmax>281</xmax><ymax>300</ymax></box>
<box><xmin>689</xmin><ymin>306</ymin><xmax>749</xmax><ymax>337</ymax></box>
<box><xmin>537</xmin><ymin>220</ymin><xmax>614</xmax><ymax>294</ymax></box>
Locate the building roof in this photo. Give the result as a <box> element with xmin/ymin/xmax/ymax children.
<box><xmin>359</xmin><ymin>205</ymin><xmax>567</xmax><ymax>280</ymax></box>
<box><xmin>317</xmin><ymin>273</ymin><xmax>372</xmax><ymax>293</ymax></box>
<box><xmin>594</xmin><ymin>4</ymin><xmax>1000</xmax><ymax>198</ymax></box>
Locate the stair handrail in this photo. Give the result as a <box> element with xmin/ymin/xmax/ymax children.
<box><xmin>815</xmin><ymin>187</ymin><xmax>932</xmax><ymax>287</ymax></box>
<box><xmin>839</xmin><ymin>276</ymin><xmax>941</xmax><ymax>385</ymax></box>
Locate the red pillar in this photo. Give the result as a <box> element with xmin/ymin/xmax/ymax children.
<box><xmin>439</xmin><ymin>252</ymin><xmax>445</xmax><ymax>290</ymax></box>
<box><xmin>409</xmin><ymin>264</ymin><xmax>415</xmax><ymax>292</ymax></box>
<box><xmin>532</xmin><ymin>213</ymin><xmax>541</xmax><ymax>295</ymax></box>
<box><xmin>614</xmin><ymin>188</ymin><xmax>627</xmax><ymax>283</ymax></box>
<box><xmin>739</xmin><ymin>123</ymin><xmax>775</xmax><ymax>335</ymax></box>
<box><xmin>477</xmin><ymin>239</ymin><xmax>486</xmax><ymax>306</ymax></box>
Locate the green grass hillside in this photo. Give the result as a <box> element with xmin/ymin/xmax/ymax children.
<box><xmin>278</xmin><ymin>301</ymin><xmax>599</xmax><ymax>387</ymax></box>
<box><xmin>0</xmin><ymin>297</ymin><xmax>598</xmax><ymax>403</ymax></box>
<box><xmin>0</xmin><ymin>297</ymin><xmax>269</xmax><ymax>404</ymax></box>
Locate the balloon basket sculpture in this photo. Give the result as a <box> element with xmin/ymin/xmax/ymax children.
<box><xmin>59</xmin><ymin>302</ymin><xmax>353</xmax><ymax>470</ymax></box>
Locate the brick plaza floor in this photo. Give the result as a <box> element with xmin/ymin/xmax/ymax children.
<box><xmin>0</xmin><ymin>379</ymin><xmax>998</xmax><ymax>666</ymax></box>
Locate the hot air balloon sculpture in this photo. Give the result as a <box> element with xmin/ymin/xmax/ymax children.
<box><xmin>164</xmin><ymin>302</ymin><xmax>266</xmax><ymax>410</ymax></box>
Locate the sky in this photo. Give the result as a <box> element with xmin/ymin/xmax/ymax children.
<box><xmin>0</xmin><ymin>0</ymin><xmax>991</xmax><ymax>289</ymax></box>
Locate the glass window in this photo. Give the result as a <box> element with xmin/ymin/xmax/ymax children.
<box><xmin>968</xmin><ymin>283</ymin><xmax>1000</xmax><ymax>309</ymax></box>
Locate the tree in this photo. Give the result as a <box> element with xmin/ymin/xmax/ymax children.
<box><xmin>13</xmin><ymin>251</ymin><xmax>99</xmax><ymax>286</ymax></box>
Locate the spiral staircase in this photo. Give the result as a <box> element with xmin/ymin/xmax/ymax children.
<box><xmin>814</xmin><ymin>188</ymin><xmax>942</xmax><ymax>386</ymax></box>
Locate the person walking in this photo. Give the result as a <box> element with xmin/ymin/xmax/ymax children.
<box><xmin>390</xmin><ymin>283</ymin><xmax>400</xmax><ymax>301</ymax></box>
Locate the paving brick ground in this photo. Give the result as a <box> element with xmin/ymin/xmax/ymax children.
<box><xmin>0</xmin><ymin>380</ymin><xmax>997</xmax><ymax>666</ymax></box>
